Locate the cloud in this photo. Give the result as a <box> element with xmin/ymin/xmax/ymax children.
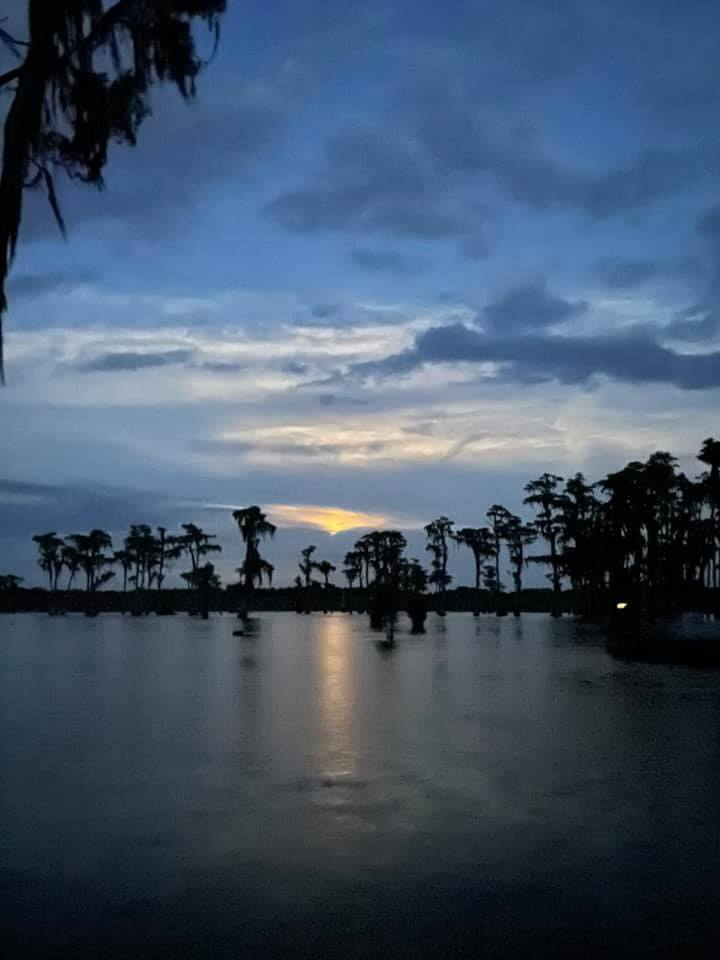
<box><xmin>350</xmin><ymin>248</ymin><xmax>430</xmax><ymax>275</ymax></box>
<box><xmin>483</xmin><ymin>281</ymin><xmax>587</xmax><ymax>333</ymax></box>
<box><xmin>77</xmin><ymin>349</ymin><xmax>196</xmax><ymax>373</ymax></box>
<box><xmin>349</xmin><ymin>321</ymin><xmax>720</xmax><ymax>391</ymax></box>
<box><xmin>595</xmin><ymin>258</ymin><xmax>659</xmax><ymax>289</ymax></box>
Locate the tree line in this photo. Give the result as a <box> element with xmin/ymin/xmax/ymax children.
<box><xmin>5</xmin><ymin>507</ymin><xmax>275</xmax><ymax>617</ymax></box>
<box><xmin>4</xmin><ymin>440</ymin><xmax>720</xmax><ymax>620</ymax></box>
<box><xmin>294</xmin><ymin>440</ymin><xmax>720</xmax><ymax>622</ymax></box>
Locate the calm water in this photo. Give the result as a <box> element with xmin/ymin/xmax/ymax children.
<box><xmin>1</xmin><ymin>612</ymin><xmax>719</xmax><ymax>957</ymax></box>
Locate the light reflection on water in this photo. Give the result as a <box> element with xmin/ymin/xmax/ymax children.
<box><xmin>1</xmin><ymin>612</ymin><xmax>719</xmax><ymax>957</ymax></box>
<box><xmin>314</xmin><ymin>614</ymin><xmax>357</xmax><ymax>781</ymax></box>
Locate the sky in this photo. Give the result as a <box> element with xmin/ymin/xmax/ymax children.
<box><xmin>2</xmin><ymin>0</ymin><xmax>720</xmax><ymax>587</ymax></box>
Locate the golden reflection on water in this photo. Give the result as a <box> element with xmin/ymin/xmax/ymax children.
<box><xmin>315</xmin><ymin>616</ymin><xmax>357</xmax><ymax>779</ymax></box>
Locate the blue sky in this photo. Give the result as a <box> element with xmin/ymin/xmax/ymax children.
<box><xmin>2</xmin><ymin>0</ymin><xmax>720</xmax><ymax>586</ymax></box>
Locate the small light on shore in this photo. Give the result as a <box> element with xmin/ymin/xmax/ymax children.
<box><xmin>616</xmin><ymin>602</ymin><xmax>628</xmax><ymax>610</ymax></box>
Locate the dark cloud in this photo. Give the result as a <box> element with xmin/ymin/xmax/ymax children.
<box><xmin>350</xmin><ymin>248</ymin><xmax>429</xmax><ymax>275</ymax></box>
<box><xmin>297</xmin><ymin>301</ymin><xmax>414</xmax><ymax>331</ymax></box>
<box><xmin>265</xmin><ymin>129</ymin><xmax>469</xmax><ymax>240</ymax></box>
<box><xmin>7</xmin><ymin>268</ymin><xmax>100</xmax><ymax>300</ymax></box>
<box><xmin>281</xmin><ymin>360</ymin><xmax>309</xmax><ymax>375</ymax></box>
<box><xmin>660</xmin><ymin>207</ymin><xmax>720</xmax><ymax>341</ymax></box>
<box><xmin>349</xmin><ymin>321</ymin><xmax>720</xmax><ymax>391</ymax></box>
<box><xmin>77</xmin><ymin>350</ymin><xmax>195</xmax><ymax>373</ymax></box>
<box><xmin>268</xmin><ymin>183</ymin><xmax>465</xmax><ymax>239</ymax></box>
<box><xmin>192</xmin><ymin>437</ymin><xmax>350</xmax><ymax>459</ymax></box>
<box><xmin>195</xmin><ymin>359</ymin><xmax>250</xmax><ymax>373</ymax></box>
<box><xmin>595</xmin><ymin>258</ymin><xmax>658</xmax><ymax>289</ymax></box>
<box><xmin>0</xmin><ymin>478</ymin><xmax>179</xmax><ymax>541</ymax></box>
<box><xmin>0</xmin><ymin>476</ymin><xmax>247</xmax><ymax>584</ymax></box>
<box><xmin>416</xmin><ymin>93</ymin><xmax>695</xmax><ymax>219</ymax></box>
<box><xmin>311</xmin><ymin>303</ymin><xmax>342</xmax><ymax>320</ymax></box>
<box><xmin>697</xmin><ymin>206</ymin><xmax>720</xmax><ymax>239</ymax></box>
<box><xmin>317</xmin><ymin>392</ymin><xmax>370</xmax><ymax>407</ymax></box>
<box><xmin>664</xmin><ymin>305</ymin><xmax>720</xmax><ymax>343</ymax></box>
<box><xmin>268</xmin><ymin>87</ymin><xmax>696</xmax><ymax>254</ymax></box>
<box><xmin>484</xmin><ymin>281</ymin><xmax>587</xmax><ymax>333</ymax></box>
<box><xmin>364</xmin><ymin>201</ymin><xmax>464</xmax><ymax>239</ymax></box>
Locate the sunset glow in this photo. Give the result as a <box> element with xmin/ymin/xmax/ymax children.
<box><xmin>268</xmin><ymin>504</ymin><xmax>387</xmax><ymax>535</ymax></box>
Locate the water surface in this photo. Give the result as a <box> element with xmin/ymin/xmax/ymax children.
<box><xmin>1</xmin><ymin>613</ymin><xmax>719</xmax><ymax>957</ymax></box>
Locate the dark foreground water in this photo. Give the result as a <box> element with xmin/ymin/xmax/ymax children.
<box><xmin>1</xmin><ymin>613</ymin><xmax>719</xmax><ymax>958</ymax></box>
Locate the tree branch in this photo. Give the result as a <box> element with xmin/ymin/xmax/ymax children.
<box><xmin>74</xmin><ymin>1</ymin><xmax>146</xmax><ymax>56</ymax></box>
<box><xmin>0</xmin><ymin>66</ymin><xmax>22</xmax><ymax>88</ymax></box>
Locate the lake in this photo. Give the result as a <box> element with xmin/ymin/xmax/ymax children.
<box><xmin>1</xmin><ymin>612</ymin><xmax>719</xmax><ymax>958</ymax></box>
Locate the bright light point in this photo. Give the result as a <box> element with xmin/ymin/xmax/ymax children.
<box><xmin>269</xmin><ymin>504</ymin><xmax>387</xmax><ymax>535</ymax></box>
<box><xmin>616</xmin><ymin>602</ymin><xmax>628</xmax><ymax>610</ymax></box>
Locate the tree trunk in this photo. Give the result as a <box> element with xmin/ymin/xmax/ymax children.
<box><xmin>550</xmin><ymin>535</ymin><xmax>561</xmax><ymax>617</ymax></box>
<box><xmin>474</xmin><ymin>559</ymin><xmax>480</xmax><ymax>615</ymax></box>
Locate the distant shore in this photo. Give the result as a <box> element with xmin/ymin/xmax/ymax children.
<box><xmin>2</xmin><ymin>585</ymin><xmax>572</xmax><ymax>615</ymax></box>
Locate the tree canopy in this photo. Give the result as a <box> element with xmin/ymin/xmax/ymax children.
<box><xmin>0</xmin><ymin>0</ymin><xmax>227</xmax><ymax>381</ymax></box>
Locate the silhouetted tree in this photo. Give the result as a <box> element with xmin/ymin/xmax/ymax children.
<box><xmin>0</xmin><ymin>1</ymin><xmax>227</xmax><ymax>381</ymax></box>
<box><xmin>32</xmin><ymin>531</ymin><xmax>64</xmax><ymax>612</ymax></box>
<box><xmin>403</xmin><ymin>558</ymin><xmax>428</xmax><ymax>633</ymax></box>
<box><xmin>181</xmin><ymin>561</ymin><xmax>220</xmax><ymax>619</ymax></box>
<box><xmin>153</xmin><ymin>526</ymin><xmax>182</xmax><ymax>591</ymax></box>
<box><xmin>299</xmin><ymin>545</ymin><xmax>316</xmax><ymax>588</ymax></box>
<box><xmin>486</xmin><ymin>505</ymin><xmax>512</xmax><ymax>612</ymax></box>
<box><xmin>178</xmin><ymin>522</ymin><xmax>221</xmax><ymax>615</ymax></box>
<box><xmin>113</xmin><ymin>549</ymin><xmax>130</xmax><ymax>589</ymax></box>
<box><xmin>315</xmin><ymin>559</ymin><xmax>336</xmax><ymax>589</ymax></box>
<box><xmin>233</xmin><ymin>506</ymin><xmax>275</xmax><ymax>613</ymax></box>
<box><xmin>698</xmin><ymin>438</ymin><xmax>720</xmax><ymax>590</ymax></box>
<box><xmin>61</xmin><ymin>542</ymin><xmax>81</xmax><ymax>590</ymax></box>
<box><xmin>0</xmin><ymin>573</ymin><xmax>23</xmax><ymax>612</ymax></box>
<box><xmin>66</xmin><ymin>529</ymin><xmax>114</xmax><ymax>612</ymax></box>
<box><xmin>354</xmin><ymin>535</ymin><xmax>373</xmax><ymax>588</ymax></box>
<box><xmin>523</xmin><ymin>475</ymin><xmax>564</xmax><ymax>617</ymax></box>
<box><xmin>425</xmin><ymin>516</ymin><xmax>453</xmax><ymax>611</ymax></box>
<box><xmin>505</xmin><ymin>515</ymin><xmax>537</xmax><ymax>616</ymax></box>
<box><xmin>455</xmin><ymin>526</ymin><xmax>495</xmax><ymax>614</ymax></box>
<box><xmin>598</xmin><ymin>451</ymin><xmax>699</xmax><ymax>616</ymax></box>
<box><xmin>402</xmin><ymin>558</ymin><xmax>428</xmax><ymax>595</ymax></box>
<box><xmin>0</xmin><ymin>573</ymin><xmax>23</xmax><ymax>589</ymax></box>
<box><xmin>343</xmin><ymin>549</ymin><xmax>362</xmax><ymax>588</ymax></box>
<box><xmin>123</xmin><ymin>524</ymin><xmax>153</xmax><ymax>594</ymax></box>
<box><xmin>482</xmin><ymin>563</ymin><xmax>498</xmax><ymax>597</ymax></box>
<box><xmin>557</xmin><ymin>473</ymin><xmax>602</xmax><ymax>616</ymax></box>
<box><xmin>359</xmin><ymin>530</ymin><xmax>408</xmax><ymax>628</ymax></box>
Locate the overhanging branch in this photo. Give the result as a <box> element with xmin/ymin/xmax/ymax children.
<box><xmin>0</xmin><ymin>66</ymin><xmax>22</xmax><ymax>88</ymax></box>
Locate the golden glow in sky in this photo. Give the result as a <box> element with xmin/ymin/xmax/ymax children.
<box><xmin>269</xmin><ymin>504</ymin><xmax>387</xmax><ymax>535</ymax></box>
